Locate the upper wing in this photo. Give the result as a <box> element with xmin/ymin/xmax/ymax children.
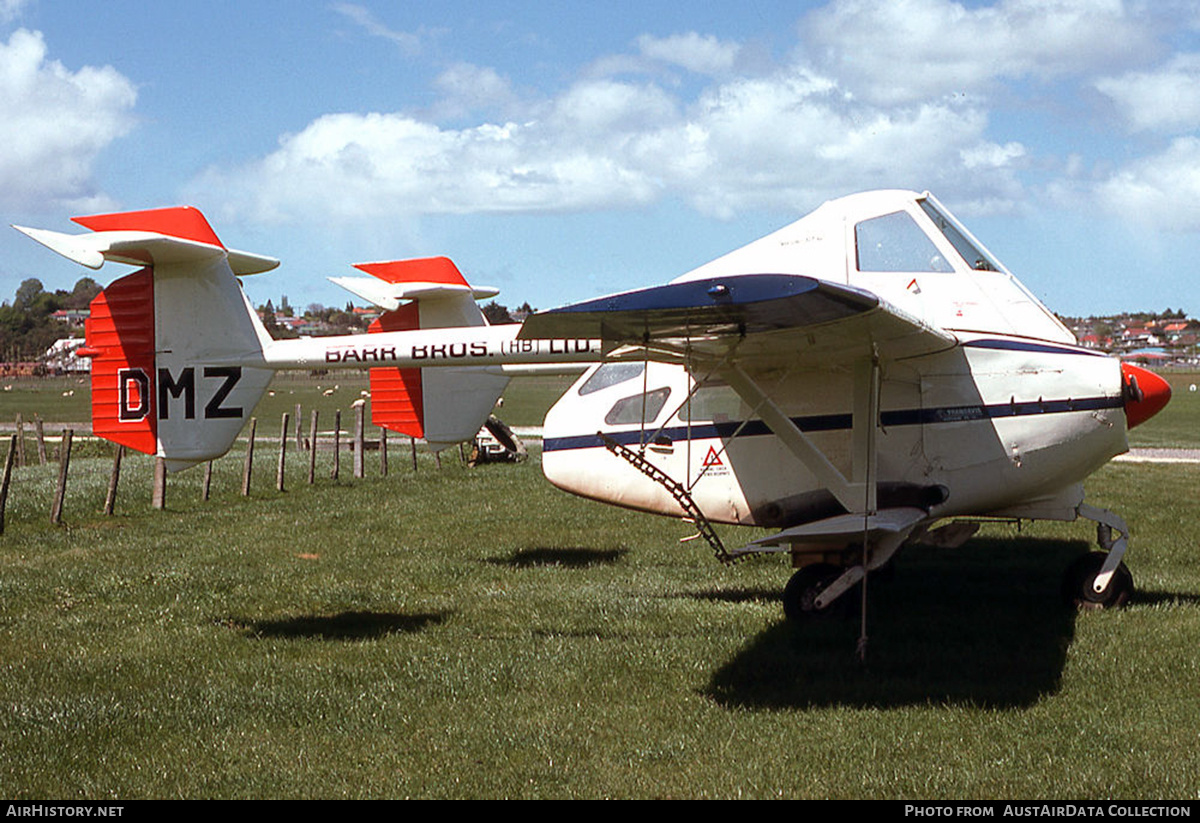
<box><xmin>518</xmin><ymin>274</ymin><xmax>956</xmax><ymax>368</ymax></box>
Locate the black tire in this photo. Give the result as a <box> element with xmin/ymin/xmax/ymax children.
<box><xmin>782</xmin><ymin>563</ymin><xmax>847</xmax><ymax>621</ymax></box>
<box><xmin>1061</xmin><ymin>551</ymin><xmax>1134</xmax><ymax>610</ymax></box>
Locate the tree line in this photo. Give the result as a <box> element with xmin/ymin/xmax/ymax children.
<box><xmin>1</xmin><ymin>277</ymin><xmax>100</xmax><ymax>362</ymax></box>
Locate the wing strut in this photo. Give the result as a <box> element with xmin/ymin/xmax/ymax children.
<box><xmin>721</xmin><ymin>356</ymin><xmax>887</xmax><ymax>660</ymax></box>
<box><xmin>720</xmin><ymin>361</ymin><xmax>881</xmax><ymax>515</ymax></box>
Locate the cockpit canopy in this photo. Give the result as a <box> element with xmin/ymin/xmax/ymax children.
<box><xmin>672</xmin><ymin>190</ymin><xmax>1073</xmax><ymax>343</ymax></box>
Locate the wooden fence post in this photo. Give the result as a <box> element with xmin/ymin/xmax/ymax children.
<box><xmin>0</xmin><ymin>435</ymin><xmax>14</xmax><ymax>535</ymax></box>
<box><xmin>277</xmin><ymin>412</ymin><xmax>289</xmax><ymax>492</ymax></box>
<box><xmin>379</xmin><ymin>428</ymin><xmax>388</xmax><ymax>477</ymax></box>
<box><xmin>331</xmin><ymin>410</ymin><xmax>341</xmax><ymax>480</ymax></box>
<box><xmin>152</xmin><ymin>456</ymin><xmax>167</xmax><ymax>510</ymax></box>
<box><xmin>353</xmin><ymin>404</ymin><xmax>364</xmax><ymax>479</ymax></box>
<box><xmin>242</xmin><ymin>418</ymin><xmax>257</xmax><ymax>496</ymax></box>
<box><xmin>202</xmin><ymin>461</ymin><xmax>213</xmax><ymax>501</ymax></box>
<box><xmin>50</xmin><ymin>429</ymin><xmax>72</xmax><ymax>524</ymax></box>
<box><xmin>410</xmin><ymin>436</ymin><xmax>418</xmax><ymax>471</ymax></box>
<box><xmin>14</xmin><ymin>414</ymin><xmax>25</xmax><ymax>468</ymax></box>
<box><xmin>104</xmin><ymin>444</ymin><xmax>123</xmax><ymax>515</ymax></box>
<box><xmin>34</xmin><ymin>417</ymin><xmax>46</xmax><ymax>464</ymax></box>
<box><xmin>308</xmin><ymin>410</ymin><xmax>318</xmax><ymax>484</ymax></box>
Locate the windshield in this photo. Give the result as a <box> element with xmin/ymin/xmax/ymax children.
<box><xmin>918</xmin><ymin>199</ymin><xmax>999</xmax><ymax>271</ymax></box>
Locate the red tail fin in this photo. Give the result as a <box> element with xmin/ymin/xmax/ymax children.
<box><xmin>368</xmin><ymin>304</ymin><xmax>424</xmax><ymax>438</ymax></box>
<box><xmin>80</xmin><ymin>270</ymin><xmax>158</xmax><ymax>454</ymax></box>
<box><xmin>358</xmin><ymin>257</ymin><xmax>507</xmax><ymax>449</ymax></box>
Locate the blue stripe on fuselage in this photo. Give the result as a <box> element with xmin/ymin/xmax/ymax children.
<box><xmin>542</xmin><ymin>395</ymin><xmax>1124</xmax><ymax>453</ymax></box>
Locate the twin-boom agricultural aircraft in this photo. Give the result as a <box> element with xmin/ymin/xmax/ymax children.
<box><xmin>15</xmin><ymin>189</ymin><xmax>1172</xmax><ymax>647</ymax></box>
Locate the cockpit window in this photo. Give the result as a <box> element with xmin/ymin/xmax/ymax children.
<box><xmin>919</xmin><ymin>199</ymin><xmax>998</xmax><ymax>271</ymax></box>
<box><xmin>855</xmin><ymin>211</ymin><xmax>954</xmax><ymax>273</ymax></box>
<box><xmin>578</xmin><ymin>362</ymin><xmax>645</xmax><ymax>396</ymax></box>
<box><xmin>604</xmin><ymin>387</ymin><xmax>671</xmax><ymax>426</ymax></box>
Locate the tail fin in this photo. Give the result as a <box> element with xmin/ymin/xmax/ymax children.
<box><xmin>17</xmin><ymin>207</ymin><xmax>276</xmax><ymax>471</ymax></box>
<box><xmin>336</xmin><ymin>257</ymin><xmax>509</xmax><ymax>451</ymax></box>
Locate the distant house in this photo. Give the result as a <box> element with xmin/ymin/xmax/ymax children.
<box><xmin>50</xmin><ymin>309</ymin><xmax>89</xmax><ymax>328</ymax></box>
<box><xmin>1079</xmin><ymin>333</ymin><xmax>1113</xmax><ymax>349</ymax></box>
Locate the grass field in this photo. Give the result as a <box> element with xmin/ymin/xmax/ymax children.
<box><xmin>0</xmin><ymin>372</ymin><xmax>1198</xmax><ymax>799</ymax></box>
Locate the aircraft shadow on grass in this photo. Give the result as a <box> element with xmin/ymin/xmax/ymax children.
<box><xmin>703</xmin><ymin>537</ymin><xmax>1106</xmax><ymax>710</ymax></box>
<box><xmin>488</xmin><ymin>546</ymin><xmax>628</xmax><ymax>568</ymax></box>
<box><xmin>240</xmin><ymin>610</ymin><xmax>451</xmax><ymax>641</ymax></box>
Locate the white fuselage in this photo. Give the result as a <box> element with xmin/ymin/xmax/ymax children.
<box><xmin>541</xmin><ymin>190</ymin><xmax>1129</xmax><ymax>530</ymax></box>
<box><xmin>541</xmin><ymin>336</ymin><xmax>1128</xmax><ymax>528</ymax></box>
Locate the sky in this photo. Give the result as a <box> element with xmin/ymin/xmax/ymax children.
<box><xmin>0</xmin><ymin>0</ymin><xmax>1198</xmax><ymax>319</ymax></box>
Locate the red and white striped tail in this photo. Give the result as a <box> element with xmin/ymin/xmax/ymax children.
<box><xmin>357</xmin><ymin>257</ymin><xmax>508</xmax><ymax>450</ymax></box>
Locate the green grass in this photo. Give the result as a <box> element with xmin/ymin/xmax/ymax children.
<box><xmin>1127</xmin><ymin>370</ymin><xmax>1200</xmax><ymax>449</ymax></box>
<box><xmin>1</xmin><ymin>369</ymin><xmax>1198</xmax><ymax>798</ymax></box>
<box><xmin>1</xmin><ymin>437</ymin><xmax>1199</xmax><ymax>798</ymax></box>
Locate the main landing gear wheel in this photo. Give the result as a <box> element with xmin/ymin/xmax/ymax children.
<box><xmin>782</xmin><ymin>563</ymin><xmax>847</xmax><ymax>621</ymax></box>
<box><xmin>1061</xmin><ymin>551</ymin><xmax>1134</xmax><ymax>610</ymax></box>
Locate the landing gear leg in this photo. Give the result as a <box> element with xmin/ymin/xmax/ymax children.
<box><xmin>1065</xmin><ymin>504</ymin><xmax>1135</xmax><ymax>609</ymax></box>
<box><xmin>782</xmin><ymin>564</ymin><xmax>852</xmax><ymax>621</ymax></box>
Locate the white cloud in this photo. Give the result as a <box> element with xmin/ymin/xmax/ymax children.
<box><xmin>800</xmin><ymin>0</ymin><xmax>1158</xmax><ymax>105</ymax></box>
<box><xmin>1093</xmin><ymin>137</ymin><xmax>1200</xmax><ymax>231</ymax></box>
<box><xmin>191</xmin><ymin>109</ymin><xmax>663</xmax><ymax>223</ymax></box>
<box><xmin>0</xmin><ymin>29</ymin><xmax>137</xmax><ymax>211</ymax></box>
<box><xmin>331</xmin><ymin>3</ymin><xmax>427</xmax><ymax>55</ymax></box>
<box><xmin>430</xmin><ymin>62</ymin><xmax>519</xmax><ymax>120</ymax></box>
<box><xmin>1095</xmin><ymin>54</ymin><xmax>1200</xmax><ymax>133</ymax></box>
<box><xmin>194</xmin><ymin>61</ymin><xmax>1030</xmax><ymax>225</ymax></box>
<box><xmin>1</xmin><ymin>0</ymin><xmax>30</xmax><ymax>23</ymax></box>
<box><xmin>636</xmin><ymin>32</ymin><xmax>740</xmax><ymax>76</ymax></box>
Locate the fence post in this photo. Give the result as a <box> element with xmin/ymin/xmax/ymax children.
<box><xmin>410</xmin><ymin>436</ymin><xmax>418</xmax><ymax>471</ymax></box>
<box><xmin>152</xmin><ymin>456</ymin><xmax>167</xmax><ymax>510</ymax></box>
<box><xmin>353</xmin><ymin>404</ymin><xmax>364</xmax><ymax>479</ymax></box>
<box><xmin>308</xmin><ymin>410</ymin><xmax>318</xmax><ymax>484</ymax></box>
<box><xmin>14</xmin><ymin>414</ymin><xmax>25</xmax><ymax>468</ymax></box>
<box><xmin>104</xmin><ymin>444</ymin><xmax>123</xmax><ymax>515</ymax></box>
<box><xmin>242</xmin><ymin>418</ymin><xmax>257</xmax><ymax>496</ymax></box>
<box><xmin>0</xmin><ymin>435</ymin><xmax>14</xmax><ymax>535</ymax></box>
<box><xmin>277</xmin><ymin>412</ymin><xmax>289</xmax><ymax>492</ymax></box>
<box><xmin>295</xmin><ymin>403</ymin><xmax>303</xmax><ymax>450</ymax></box>
<box><xmin>202</xmin><ymin>461</ymin><xmax>213</xmax><ymax>502</ymax></box>
<box><xmin>379</xmin><ymin>428</ymin><xmax>387</xmax><ymax>477</ymax></box>
<box><xmin>34</xmin><ymin>417</ymin><xmax>46</xmax><ymax>464</ymax></box>
<box><xmin>50</xmin><ymin>429</ymin><xmax>73</xmax><ymax>524</ymax></box>
<box><xmin>331</xmin><ymin>410</ymin><xmax>341</xmax><ymax>480</ymax></box>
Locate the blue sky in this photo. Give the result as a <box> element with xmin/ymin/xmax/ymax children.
<box><xmin>1</xmin><ymin>0</ymin><xmax>1198</xmax><ymax>318</ymax></box>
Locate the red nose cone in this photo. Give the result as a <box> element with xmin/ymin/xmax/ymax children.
<box><xmin>1121</xmin><ymin>363</ymin><xmax>1171</xmax><ymax>429</ymax></box>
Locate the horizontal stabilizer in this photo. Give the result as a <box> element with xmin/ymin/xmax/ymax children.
<box><xmin>329</xmin><ymin>276</ymin><xmax>497</xmax><ymax>311</ymax></box>
<box><xmin>13</xmin><ymin>206</ymin><xmax>279</xmax><ymax>275</ymax></box>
